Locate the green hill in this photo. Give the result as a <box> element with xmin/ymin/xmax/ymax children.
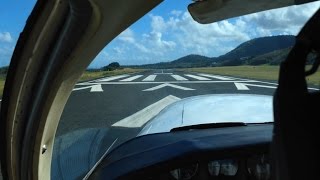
<box><xmin>132</xmin><ymin>35</ymin><xmax>296</xmax><ymax>68</ymax></box>
<box><xmin>217</xmin><ymin>35</ymin><xmax>295</xmax><ymax>61</ymax></box>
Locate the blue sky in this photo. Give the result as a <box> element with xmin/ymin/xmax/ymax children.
<box><xmin>1</xmin><ymin>1</ymin><xmax>320</xmax><ymax>68</ymax></box>
<box><xmin>0</xmin><ymin>0</ymin><xmax>36</xmax><ymax>67</ymax></box>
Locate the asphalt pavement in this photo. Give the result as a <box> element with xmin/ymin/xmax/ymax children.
<box><xmin>0</xmin><ymin>69</ymin><xmax>316</xmax><ymax>179</ymax></box>
<box><xmin>0</xmin><ymin>69</ymin><xmax>313</xmax><ymax>178</ymax></box>
<box><xmin>52</xmin><ymin>69</ymin><xmax>281</xmax><ymax>165</ymax></box>
<box><xmin>56</xmin><ymin>69</ymin><xmax>279</xmax><ymax>136</ymax></box>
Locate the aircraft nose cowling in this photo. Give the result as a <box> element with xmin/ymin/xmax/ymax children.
<box><xmin>138</xmin><ymin>94</ymin><xmax>273</xmax><ymax>136</ymax></box>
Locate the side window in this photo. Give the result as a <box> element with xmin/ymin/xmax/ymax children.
<box><xmin>0</xmin><ymin>1</ymin><xmax>37</xmax><ymax>99</ymax></box>
<box><xmin>0</xmin><ymin>66</ymin><xmax>7</xmax><ymax>99</ymax></box>
<box><xmin>0</xmin><ymin>2</ymin><xmax>37</xmax><ymax>179</ymax></box>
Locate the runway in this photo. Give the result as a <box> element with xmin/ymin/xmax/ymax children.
<box><xmin>49</xmin><ymin>69</ymin><xmax>316</xmax><ymax>179</ymax></box>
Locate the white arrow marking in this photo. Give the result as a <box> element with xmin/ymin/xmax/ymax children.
<box><xmin>112</xmin><ymin>95</ymin><xmax>181</xmax><ymax>128</ymax></box>
<box><xmin>73</xmin><ymin>84</ymin><xmax>103</xmax><ymax>92</ymax></box>
<box><xmin>235</xmin><ymin>83</ymin><xmax>277</xmax><ymax>90</ymax></box>
<box><xmin>143</xmin><ymin>83</ymin><xmax>195</xmax><ymax>91</ymax></box>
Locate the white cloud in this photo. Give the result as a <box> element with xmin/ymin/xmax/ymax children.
<box><xmin>242</xmin><ymin>2</ymin><xmax>320</xmax><ymax>35</ymax></box>
<box><xmin>116</xmin><ymin>28</ymin><xmax>151</xmax><ymax>53</ymax></box>
<box><xmin>118</xmin><ymin>28</ymin><xmax>135</xmax><ymax>43</ymax></box>
<box><xmin>122</xmin><ymin>15</ymin><xmax>178</xmax><ymax>57</ymax></box>
<box><xmin>156</xmin><ymin>11</ymin><xmax>250</xmax><ymax>55</ymax></box>
<box><xmin>113</xmin><ymin>47</ymin><xmax>124</xmax><ymax>54</ymax></box>
<box><xmin>144</xmin><ymin>32</ymin><xmax>176</xmax><ymax>49</ymax></box>
<box><xmin>144</xmin><ymin>11</ymin><xmax>248</xmax><ymax>56</ymax></box>
<box><xmin>150</xmin><ymin>15</ymin><xmax>167</xmax><ymax>33</ymax></box>
<box><xmin>0</xmin><ymin>32</ymin><xmax>13</xmax><ymax>43</ymax></box>
<box><xmin>170</xmin><ymin>10</ymin><xmax>183</xmax><ymax>17</ymax></box>
<box><xmin>256</xmin><ymin>28</ymin><xmax>272</xmax><ymax>37</ymax></box>
<box><xmin>90</xmin><ymin>2</ymin><xmax>320</xmax><ymax>67</ymax></box>
<box><xmin>133</xmin><ymin>43</ymin><xmax>149</xmax><ymax>53</ymax></box>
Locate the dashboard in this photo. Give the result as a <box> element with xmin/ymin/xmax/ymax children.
<box><xmin>90</xmin><ymin>124</ymin><xmax>273</xmax><ymax>180</ymax></box>
<box><xmin>153</xmin><ymin>154</ymin><xmax>270</xmax><ymax>180</ymax></box>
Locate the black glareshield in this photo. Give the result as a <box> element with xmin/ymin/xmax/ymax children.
<box><xmin>273</xmin><ymin>8</ymin><xmax>320</xmax><ymax>180</ymax></box>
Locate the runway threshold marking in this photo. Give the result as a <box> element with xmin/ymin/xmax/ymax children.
<box><xmin>77</xmin><ymin>80</ymin><xmax>258</xmax><ymax>85</ymax></box>
<box><xmin>198</xmin><ymin>74</ymin><xmax>235</xmax><ymax>80</ymax></box>
<box><xmin>76</xmin><ymin>74</ymin><xmax>129</xmax><ymax>86</ymax></box>
<box><xmin>171</xmin><ymin>75</ymin><xmax>188</xmax><ymax>81</ymax></box>
<box><xmin>234</xmin><ymin>83</ymin><xmax>277</xmax><ymax>90</ymax></box>
<box><xmin>143</xmin><ymin>75</ymin><xmax>157</xmax><ymax>81</ymax></box>
<box><xmin>143</xmin><ymin>83</ymin><xmax>195</xmax><ymax>91</ymax></box>
<box><xmin>90</xmin><ymin>84</ymin><xmax>103</xmax><ymax>92</ymax></box>
<box><xmin>154</xmin><ymin>70</ymin><xmax>173</xmax><ymax>75</ymax></box>
<box><xmin>234</xmin><ymin>83</ymin><xmax>250</xmax><ymax>90</ymax></box>
<box><xmin>73</xmin><ymin>84</ymin><xmax>103</xmax><ymax>92</ymax></box>
<box><xmin>185</xmin><ymin>74</ymin><xmax>210</xmax><ymax>80</ymax></box>
<box><xmin>120</xmin><ymin>75</ymin><xmax>143</xmax><ymax>82</ymax></box>
<box><xmin>154</xmin><ymin>73</ymin><xmax>173</xmax><ymax>75</ymax></box>
<box><xmin>112</xmin><ymin>95</ymin><xmax>181</xmax><ymax>128</ymax></box>
<box><xmin>95</xmin><ymin>74</ymin><xmax>129</xmax><ymax>82</ymax></box>
<box><xmin>74</xmin><ymin>74</ymin><xmax>319</xmax><ymax>91</ymax></box>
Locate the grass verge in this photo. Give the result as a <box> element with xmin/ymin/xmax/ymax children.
<box><xmin>0</xmin><ymin>68</ymin><xmax>144</xmax><ymax>98</ymax></box>
<box><xmin>183</xmin><ymin>65</ymin><xmax>320</xmax><ymax>86</ymax></box>
<box><xmin>79</xmin><ymin>68</ymin><xmax>145</xmax><ymax>82</ymax></box>
<box><xmin>0</xmin><ymin>76</ymin><xmax>5</xmax><ymax>98</ymax></box>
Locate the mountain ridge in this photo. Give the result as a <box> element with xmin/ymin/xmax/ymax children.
<box><xmin>130</xmin><ymin>35</ymin><xmax>296</xmax><ymax>68</ymax></box>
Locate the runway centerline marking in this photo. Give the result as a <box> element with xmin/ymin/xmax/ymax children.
<box><xmin>112</xmin><ymin>95</ymin><xmax>181</xmax><ymax>128</ymax></box>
